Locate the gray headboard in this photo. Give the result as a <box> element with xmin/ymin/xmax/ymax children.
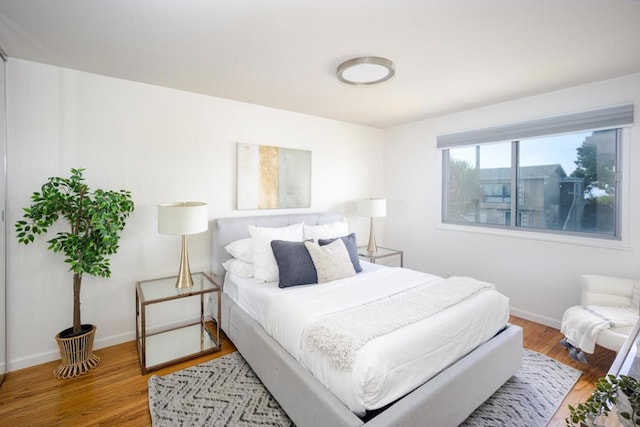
<box><xmin>211</xmin><ymin>212</ymin><xmax>343</xmax><ymax>277</ymax></box>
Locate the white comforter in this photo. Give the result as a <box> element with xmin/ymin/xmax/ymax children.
<box><xmin>259</xmin><ymin>267</ymin><xmax>509</xmax><ymax>414</ymax></box>
<box><xmin>304</xmin><ymin>275</ymin><xmax>495</xmax><ymax>370</ymax></box>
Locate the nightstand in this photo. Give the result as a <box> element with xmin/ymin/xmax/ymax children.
<box><xmin>358</xmin><ymin>246</ymin><xmax>404</xmax><ymax>267</ymax></box>
<box><xmin>135</xmin><ymin>272</ymin><xmax>221</xmax><ymax>374</ymax></box>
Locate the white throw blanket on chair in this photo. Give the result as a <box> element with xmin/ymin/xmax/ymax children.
<box><xmin>561</xmin><ymin>305</ymin><xmax>637</xmax><ymax>353</ymax></box>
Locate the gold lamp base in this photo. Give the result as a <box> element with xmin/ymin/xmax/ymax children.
<box><xmin>175</xmin><ymin>235</ymin><xmax>194</xmax><ymax>288</ymax></box>
<box><xmin>367</xmin><ymin>217</ymin><xmax>378</xmax><ymax>254</ymax></box>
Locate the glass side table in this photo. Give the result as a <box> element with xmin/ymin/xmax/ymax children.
<box><xmin>358</xmin><ymin>246</ymin><xmax>404</xmax><ymax>267</ymax></box>
<box><xmin>135</xmin><ymin>272</ymin><xmax>221</xmax><ymax>374</ymax></box>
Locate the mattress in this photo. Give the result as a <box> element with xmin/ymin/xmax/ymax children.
<box><xmin>223</xmin><ymin>264</ymin><xmax>509</xmax><ymax>415</ymax></box>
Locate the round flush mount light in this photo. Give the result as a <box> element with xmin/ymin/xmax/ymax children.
<box><xmin>336</xmin><ymin>56</ymin><xmax>395</xmax><ymax>86</ymax></box>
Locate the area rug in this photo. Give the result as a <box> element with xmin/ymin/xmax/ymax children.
<box><xmin>461</xmin><ymin>349</ymin><xmax>581</xmax><ymax>426</ymax></box>
<box><xmin>148</xmin><ymin>349</ymin><xmax>581</xmax><ymax>427</ymax></box>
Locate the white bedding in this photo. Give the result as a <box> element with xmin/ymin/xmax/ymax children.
<box><xmin>223</xmin><ymin>264</ymin><xmax>509</xmax><ymax>415</ymax></box>
<box><xmin>222</xmin><ymin>261</ymin><xmax>385</xmax><ymax>326</ymax></box>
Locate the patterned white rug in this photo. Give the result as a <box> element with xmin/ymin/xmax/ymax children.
<box><xmin>461</xmin><ymin>349</ymin><xmax>582</xmax><ymax>426</ymax></box>
<box><xmin>148</xmin><ymin>349</ymin><xmax>581</xmax><ymax>427</ymax></box>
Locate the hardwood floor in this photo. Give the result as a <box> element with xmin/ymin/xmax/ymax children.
<box><xmin>509</xmin><ymin>316</ymin><xmax>616</xmax><ymax>427</ymax></box>
<box><xmin>0</xmin><ymin>334</ymin><xmax>237</xmax><ymax>427</ymax></box>
<box><xmin>0</xmin><ymin>317</ymin><xmax>615</xmax><ymax>426</ymax></box>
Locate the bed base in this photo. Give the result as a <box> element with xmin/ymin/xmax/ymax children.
<box><xmin>212</xmin><ymin>212</ymin><xmax>523</xmax><ymax>426</ymax></box>
<box><xmin>222</xmin><ymin>293</ymin><xmax>523</xmax><ymax>427</ymax></box>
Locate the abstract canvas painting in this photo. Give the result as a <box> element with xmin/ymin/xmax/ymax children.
<box><xmin>236</xmin><ymin>143</ymin><xmax>312</xmax><ymax>210</ymax></box>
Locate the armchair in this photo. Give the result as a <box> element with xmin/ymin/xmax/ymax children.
<box><xmin>560</xmin><ymin>274</ymin><xmax>639</xmax><ymax>363</ymax></box>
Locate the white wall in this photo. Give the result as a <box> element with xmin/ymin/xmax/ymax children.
<box><xmin>6</xmin><ymin>59</ymin><xmax>384</xmax><ymax>371</ymax></box>
<box><xmin>384</xmin><ymin>74</ymin><xmax>640</xmax><ymax>328</ymax></box>
<box><xmin>9</xmin><ymin>58</ymin><xmax>638</xmax><ymax>372</ymax></box>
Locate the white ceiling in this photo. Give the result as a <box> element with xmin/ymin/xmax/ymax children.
<box><xmin>1</xmin><ymin>0</ymin><xmax>639</xmax><ymax>128</ymax></box>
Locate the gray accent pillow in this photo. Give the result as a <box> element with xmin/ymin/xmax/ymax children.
<box><xmin>318</xmin><ymin>233</ymin><xmax>363</xmax><ymax>273</ymax></box>
<box><xmin>271</xmin><ymin>240</ymin><xmax>317</xmax><ymax>288</ymax></box>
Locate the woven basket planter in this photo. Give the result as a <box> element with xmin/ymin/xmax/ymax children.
<box><xmin>54</xmin><ymin>324</ymin><xmax>100</xmax><ymax>379</ymax></box>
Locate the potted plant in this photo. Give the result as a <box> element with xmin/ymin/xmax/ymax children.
<box><xmin>566</xmin><ymin>374</ymin><xmax>640</xmax><ymax>427</ymax></box>
<box><xmin>15</xmin><ymin>168</ymin><xmax>134</xmax><ymax>379</ymax></box>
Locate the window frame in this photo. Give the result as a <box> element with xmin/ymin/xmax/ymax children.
<box><xmin>441</xmin><ymin>128</ymin><xmax>624</xmax><ymax>241</ymax></box>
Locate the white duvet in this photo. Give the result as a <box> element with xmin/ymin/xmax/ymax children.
<box><xmin>224</xmin><ymin>265</ymin><xmax>509</xmax><ymax>415</ymax></box>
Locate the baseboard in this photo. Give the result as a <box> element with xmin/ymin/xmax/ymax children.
<box><xmin>8</xmin><ymin>330</ymin><xmax>136</xmax><ymax>372</ymax></box>
<box><xmin>8</xmin><ymin>316</ymin><xmax>202</xmax><ymax>372</ymax></box>
<box><xmin>94</xmin><ymin>330</ymin><xmax>137</xmax><ymax>351</ymax></box>
<box><xmin>510</xmin><ymin>307</ymin><xmax>561</xmax><ymax>330</ymax></box>
<box><xmin>9</xmin><ymin>348</ymin><xmax>67</xmax><ymax>372</ymax></box>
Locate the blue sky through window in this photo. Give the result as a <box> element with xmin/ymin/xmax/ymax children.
<box><xmin>449</xmin><ymin>132</ymin><xmax>593</xmax><ymax>175</ymax></box>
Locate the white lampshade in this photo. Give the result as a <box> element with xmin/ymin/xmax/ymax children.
<box><xmin>357</xmin><ymin>198</ymin><xmax>387</xmax><ymax>218</ymax></box>
<box><xmin>158</xmin><ymin>202</ymin><xmax>208</xmax><ymax>236</ymax></box>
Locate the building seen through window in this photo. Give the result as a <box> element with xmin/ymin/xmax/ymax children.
<box><xmin>444</xmin><ymin>129</ymin><xmax>619</xmax><ymax>238</ymax></box>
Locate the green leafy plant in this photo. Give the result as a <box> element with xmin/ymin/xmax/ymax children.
<box><xmin>566</xmin><ymin>374</ymin><xmax>640</xmax><ymax>426</ymax></box>
<box><xmin>15</xmin><ymin>168</ymin><xmax>134</xmax><ymax>336</ymax></box>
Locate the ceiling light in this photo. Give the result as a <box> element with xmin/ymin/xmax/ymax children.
<box><xmin>336</xmin><ymin>57</ymin><xmax>395</xmax><ymax>86</ymax></box>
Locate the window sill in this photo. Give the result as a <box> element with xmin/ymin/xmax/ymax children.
<box><xmin>437</xmin><ymin>222</ymin><xmax>630</xmax><ymax>251</ymax></box>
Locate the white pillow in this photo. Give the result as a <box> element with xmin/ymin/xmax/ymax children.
<box><xmin>249</xmin><ymin>222</ymin><xmax>304</xmax><ymax>282</ymax></box>
<box><xmin>224</xmin><ymin>238</ymin><xmax>253</xmax><ymax>263</ymax></box>
<box><xmin>304</xmin><ymin>239</ymin><xmax>356</xmax><ymax>284</ymax></box>
<box><xmin>222</xmin><ymin>258</ymin><xmax>254</xmax><ymax>278</ymax></box>
<box><xmin>303</xmin><ymin>220</ymin><xmax>348</xmax><ymax>242</ymax></box>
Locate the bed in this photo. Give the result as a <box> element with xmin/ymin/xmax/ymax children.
<box><xmin>211</xmin><ymin>212</ymin><xmax>523</xmax><ymax>427</ymax></box>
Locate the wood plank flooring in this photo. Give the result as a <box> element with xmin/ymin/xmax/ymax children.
<box><xmin>509</xmin><ymin>316</ymin><xmax>616</xmax><ymax>426</ymax></box>
<box><xmin>0</xmin><ymin>316</ymin><xmax>616</xmax><ymax>426</ymax></box>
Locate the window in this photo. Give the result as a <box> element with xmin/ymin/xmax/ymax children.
<box><xmin>439</xmin><ymin>105</ymin><xmax>633</xmax><ymax>239</ymax></box>
<box><xmin>446</xmin><ymin>142</ymin><xmax>511</xmax><ymax>226</ymax></box>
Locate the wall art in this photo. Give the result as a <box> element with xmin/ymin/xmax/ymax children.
<box><xmin>236</xmin><ymin>143</ymin><xmax>312</xmax><ymax>209</ymax></box>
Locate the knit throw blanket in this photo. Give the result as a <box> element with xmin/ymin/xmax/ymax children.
<box><xmin>303</xmin><ymin>276</ymin><xmax>494</xmax><ymax>370</ymax></box>
<box><xmin>560</xmin><ymin>305</ymin><xmax>638</xmax><ymax>353</ymax></box>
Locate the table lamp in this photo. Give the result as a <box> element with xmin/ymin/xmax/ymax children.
<box><xmin>357</xmin><ymin>198</ymin><xmax>386</xmax><ymax>254</ymax></box>
<box><xmin>158</xmin><ymin>202</ymin><xmax>208</xmax><ymax>288</ymax></box>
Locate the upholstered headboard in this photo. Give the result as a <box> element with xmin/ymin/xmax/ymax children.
<box><xmin>211</xmin><ymin>212</ymin><xmax>343</xmax><ymax>277</ymax></box>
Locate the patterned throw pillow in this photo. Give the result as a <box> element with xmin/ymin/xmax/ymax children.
<box><xmin>304</xmin><ymin>239</ymin><xmax>356</xmax><ymax>284</ymax></box>
<box><xmin>318</xmin><ymin>233</ymin><xmax>363</xmax><ymax>273</ymax></box>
